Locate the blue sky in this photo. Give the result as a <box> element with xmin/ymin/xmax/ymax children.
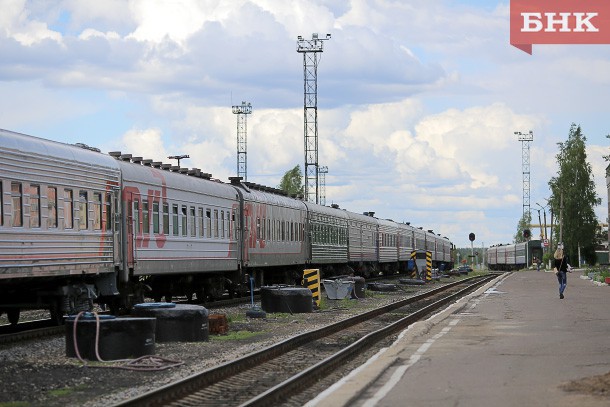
<box><xmin>1</xmin><ymin>0</ymin><xmax>608</xmax><ymax>248</ymax></box>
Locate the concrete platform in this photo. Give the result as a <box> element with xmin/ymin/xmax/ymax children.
<box><xmin>309</xmin><ymin>271</ymin><xmax>610</xmax><ymax>407</ymax></box>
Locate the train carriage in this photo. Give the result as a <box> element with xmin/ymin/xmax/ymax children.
<box><xmin>397</xmin><ymin>222</ymin><xmax>415</xmax><ymax>265</ymax></box>
<box><xmin>436</xmin><ymin>235</ymin><xmax>453</xmax><ymax>270</ymax></box>
<box><xmin>0</xmin><ymin>128</ymin><xmax>456</xmax><ymax>323</ymax></box>
<box><xmin>114</xmin><ymin>156</ymin><xmax>241</xmax><ymax>302</ymax></box>
<box><xmin>377</xmin><ymin>218</ymin><xmax>400</xmax><ymax>274</ymax></box>
<box><xmin>303</xmin><ymin>202</ymin><xmax>349</xmax><ymax>274</ymax></box>
<box><xmin>487</xmin><ymin>240</ymin><xmax>543</xmax><ymax>271</ymax></box>
<box><xmin>231</xmin><ymin>181</ymin><xmax>307</xmax><ymax>285</ymax></box>
<box><xmin>487</xmin><ymin>245</ymin><xmax>498</xmax><ymax>267</ymax></box>
<box><xmin>346</xmin><ymin>212</ymin><xmax>379</xmax><ymax>276</ymax></box>
<box><xmin>412</xmin><ymin>227</ymin><xmax>427</xmax><ymax>256</ymax></box>
<box><xmin>515</xmin><ymin>242</ymin><xmax>527</xmax><ymax>266</ymax></box>
<box><xmin>0</xmin><ymin>129</ymin><xmax>121</xmax><ymax>322</ymax></box>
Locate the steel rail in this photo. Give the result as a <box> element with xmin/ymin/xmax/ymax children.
<box><xmin>116</xmin><ymin>274</ymin><xmax>497</xmax><ymax>407</ymax></box>
<box><xmin>243</xmin><ymin>274</ymin><xmax>497</xmax><ymax>406</ymax></box>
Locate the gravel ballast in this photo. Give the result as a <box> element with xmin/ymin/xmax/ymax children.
<box><xmin>0</xmin><ymin>288</ymin><xmax>419</xmax><ymax>406</ymax></box>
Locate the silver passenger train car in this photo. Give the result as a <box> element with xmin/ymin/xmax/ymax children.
<box><xmin>0</xmin><ymin>129</ymin><xmax>454</xmax><ymax>323</ymax></box>
<box><xmin>486</xmin><ymin>240</ymin><xmax>543</xmax><ymax>271</ymax></box>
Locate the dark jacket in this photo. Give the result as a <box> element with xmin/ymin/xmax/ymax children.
<box><xmin>554</xmin><ymin>255</ymin><xmax>569</xmax><ymax>272</ymax></box>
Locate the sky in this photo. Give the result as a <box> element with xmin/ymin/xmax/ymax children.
<box><xmin>1</xmin><ymin>0</ymin><xmax>608</xmax><ymax>248</ymax></box>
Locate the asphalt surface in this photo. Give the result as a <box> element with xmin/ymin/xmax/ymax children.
<box><xmin>308</xmin><ymin>270</ymin><xmax>610</xmax><ymax>407</ymax></box>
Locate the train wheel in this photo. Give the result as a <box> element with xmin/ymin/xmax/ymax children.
<box><xmin>7</xmin><ymin>309</ymin><xmax>19</xmax><ymax>325</ymax></box>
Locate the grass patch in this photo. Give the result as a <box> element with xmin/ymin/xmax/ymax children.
<box><xmin>225</xmin><ymin>313</ymin><xmax>246</xmax><ymax>323</ymax></box>
<box><xmin>210</xmin><ymin>330</ymin><xmax>263</xmax><ymax>341</ymax></box>
<box><xmin>48</xmin><ymin>384</ymin><xmax>88</xmax><ymax>398</ymax></box>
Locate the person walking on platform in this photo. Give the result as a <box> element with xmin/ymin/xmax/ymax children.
<box><xmin>554</xmin><ymin>246</ymin><xmax>571</xmax><ymax>299</ymax></box>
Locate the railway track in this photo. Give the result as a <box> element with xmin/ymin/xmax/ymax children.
<box><xmin>0</xmin><ymin>293</ymin><xmax>266</xmax><ymax>345</ymax></box>
<box><xmin>0</xmin><ymin>272</ymin><xmax>414</xmax><ymax>345</ymax></box>
<box><xmin>115</xmin><ymin>274</ymin><xmax>497</xmax><ymax>407</ymax></box>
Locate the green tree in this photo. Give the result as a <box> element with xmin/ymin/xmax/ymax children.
<box><xmin>278</xmin><ymin>165</ymin><xmax>304</xmax><ymax>196</ymax></box>
<box><xmin>514</xmin><ymin>211</ymin><xmax>532</xmax><ymax>243</ymax></box>
<box><xmin>548</xmin><ymin>124</ymin><xmax>601</xmax><ymax>265</ymax></box>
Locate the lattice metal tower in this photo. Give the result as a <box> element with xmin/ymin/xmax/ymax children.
<box><xmin>515</xmin><ymin>131</ymin><xmax>534</xmax><ymax>217</ymax></box>
<box><xmin>319</xmin><ymin>166</ymin><xmax>328</xmax><ymax>206</ymax></box>
<box><xmin>232</xmin><ymin>101</ymin><xmax>252</xmax><ymax>181</ymax></box>
<box><xmin>297</xmin><ymin>33</ymin><xmax>331</xmax><ymax>204</ymax></box>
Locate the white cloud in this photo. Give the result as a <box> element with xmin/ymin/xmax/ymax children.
<box><xmin>2</xmin><ymin>0</ymin><xmax>609</xmax><ymax>249</ymax></box>
<box><xmin>1</xmin><ymin>0</ymin><xmax>62</xmax><ymax>45</ymax></box>
<box><xmin>120</xmin><ymin>128</ymin><xmax>168</xmax><ymax>163</ymax></box>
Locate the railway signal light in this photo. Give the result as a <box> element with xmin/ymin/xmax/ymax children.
<box><xmin>469</xmin><ymin>233</ymin><xmax>475</xmax><ymax>242</ymax></box>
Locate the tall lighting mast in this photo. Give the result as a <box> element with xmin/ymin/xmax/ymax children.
<box><xmin>319</xmin><ymin>165</ymin><xmax>328</xmax><ymax>205</ymax></box>
<box><xmin>515</xmin><ymin>130</ymin><xmax>534</xmax><ymax>217</ymax></box>
<box><xmin>232</xmin><ymin>101</ymin><xmax>252</xmax><ymax>181</ymax></box>
<box><xmin>297</xmin><ymin>33</ymin><xmax>331</xmax><ymax>204</ymax></box>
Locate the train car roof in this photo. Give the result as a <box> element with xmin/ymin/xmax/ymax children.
<box><xmin>302</xmin><ymin>201</ymin><xmax>349</xmax><ymax>219</ymax></box>
<box><xmin>232</xmin><ymin>182</ymin><xmax>307</xmax><ymax>210</ymax></box>
<box><xmin>116</xmin><ymin>158</ymin><xmax>237</xmax><ymax>198</ymax></box>
<box><xmin>0</xmin><ymin>128</ymin><xmax>120</xmax><ymax>172</ymax></box>
<box><xmin>345</xmin><ymin>211</ymin><xmax>379</xmax><ymax>225</ymax></box>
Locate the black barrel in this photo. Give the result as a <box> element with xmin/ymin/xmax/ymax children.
<box><xmin>260</xmin><ymin>286</ymin><xmax>313</xmax><ymax>313</ymax></box>
<box><xmin>65</xmin><ymin>315</ymin><xmax>156</xmax><ymax>360</ymax></box>
<box><xmin>133</xmin><ymin>303</ymin><xmax>209</xmax><ymax>342</ymax></box>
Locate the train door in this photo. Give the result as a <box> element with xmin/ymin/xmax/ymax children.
<box><xmin>110</xmin><ymin>186</ymin><xmax>121</xmax><ymax>269</ymax></box>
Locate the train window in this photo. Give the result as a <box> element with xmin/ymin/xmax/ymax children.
<box><xmin>142</xmin><ymin>200</ymin><xmax>149</xmax><ymax>234</ymax></box>
<box><xmin>133</xmin><ymin>199</ymin><xmax>139</xmax><ymax>234</ymax></box>
<box><xmin>260</xmin><ymin>217</ymin><xmax>263</xmax><ymax>240</ymax></box>
<box><xmin>290</xmin><ymin>222</ymin><xmax>294</xmax><ymax>242</ymax></box>
<box><xmin>105</xmin><ymin>192</ymin><xmax>112</xmax><ymax>231</ymax></box>
<box><xmin>198</xmin><ymin>208</ymin><xmax>204</xmax><ymax>237</ymax></box>
<box><xmin>78</xmin><ymin>191</ymin><xmax>88</xmax><ymax>231</ymax></box>
<box><xmin>93</xmin><ymin>192</ymin><xmax>102</xmax><ymax>230</ymax></box>
<box><xmin>266</xmin><ymin>218</ymin><xmax>270</xmax><ymax>241</ymax></box>
<box><xmin>226</xmin><ymin>211</ymin><xmax>230</xmax><ymax>239</ymax></box>
<box><xmin>0</xmin><ymin>181</ymin><xmax>2</xmax><ymax>226</ymax></box>
<box><xmin>28</xmin><ymin>185</ymin><xmax>41</xmax><ymax>228</ymax></box>
<box><xmin>64</xmin><ymin>189</ymin><xmax>73</xmax><ymax>229</ymax></box>
<box><xmin>11</xmin><ymin>182</ymin><xmax>23</xmax><ymax>227</ymax></box>
<box><xmin>181</xmin><ymin>206</ymin><xmax>187</xmax><ymax>237</ymax></box>
<box><xmin>232</xmin><ymin>209</ymin><xmax>237</xmax><ymax>239</ymax></box>
<box><xmin>163</xmin><ymin>203</ymin><xmax>169</xmax><ymax>235</ymax></box>
<box><xmin>153</xmin><ymin>201</ymin><xmax>160</xmax><ymax>234</ymax></box>
<box><xmin>206</xmin><ymin>209</ymin><xmax>211</xmax><ymax>238</ymax></box>
<box><xmin>221</xmin><ymin>210</ymin><xmax>226</xmax><ymax>239</ymax></box>
<box><xmin>213</xmin><ymin>209</ymin><xmax>219</xmax><ymax>238</ymax></box>
<box><xmin>256</xmin><ymin>216</ymin><xmax>261</xmax><ymax>239</ymax></box>
<box><xmin>190</xmin><ymin>207</ymin><xmax>196</xmax><ymax>237</ymax></box>
<box><xmin>172</xmin><ymin>204</ymin><xmax>179</xmax><ymax>236</ymax></box>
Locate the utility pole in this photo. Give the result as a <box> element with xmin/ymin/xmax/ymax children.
<box><xmin>168</xmin><ymin>154</ymin><xmax>189</xmax><ymax>167</ymax></box>
<box><xmin>297</xmin><ymin>33</ymin><xmax>331</xmax><ymax>204</ymax></box>
<box><xmin>232</xmin><ymin>101</ymin><xmax>252</xmax><ymax>181</ymax></box>
<box><xmin>515</xmin><ymin>131</ymin><xmax>533</xmax><ymax>218</ymax></box>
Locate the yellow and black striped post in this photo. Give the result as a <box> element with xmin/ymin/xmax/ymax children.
<box><xmin>303</xmin><ymin>269</ymin><xmax>321</xmax><ymax>307</ymax></box>
<box><xmin>410</xmin><ymin>251</ymin><xmax>418</xmax><ymax>279</ymax></box>
<box><xmin>426</xmin><ymin>250</ymin><xmax>432</xmax><ymax>282</ymax></box>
